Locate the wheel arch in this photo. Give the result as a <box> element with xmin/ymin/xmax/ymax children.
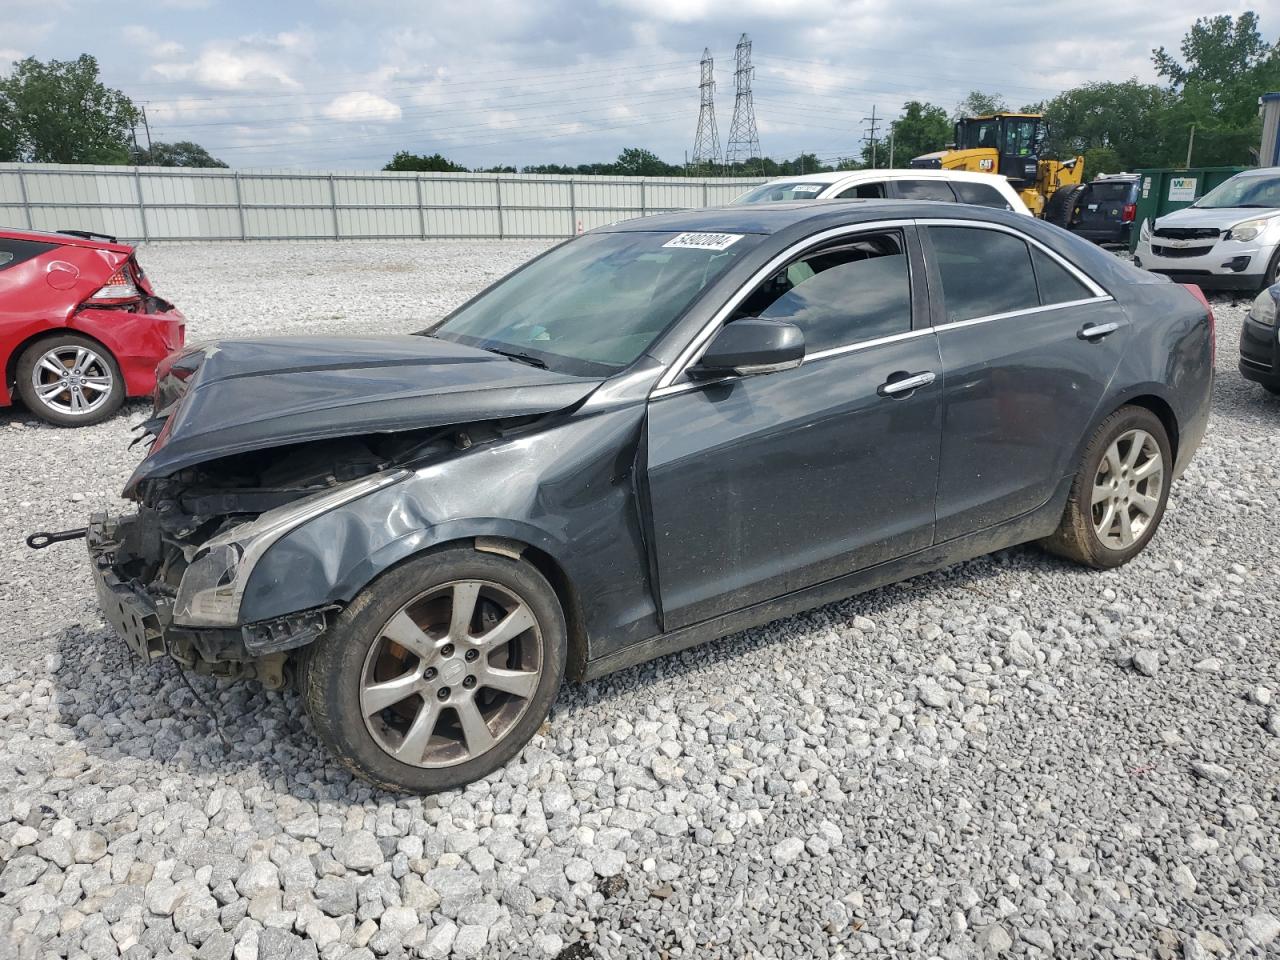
<box><xmin>5</xmin><ymin>327</ymin><xmax>118</xmax><ymax>398</ymax></box>
<box><xmin>1066</xmin><ymin>386</ymin><xmax>1181</xmax><ymax>487</ymax></box>
<box><xmin>250</xmin><ymin>515</ymin><xmax>594</xmax><ymax>681</ymax></box>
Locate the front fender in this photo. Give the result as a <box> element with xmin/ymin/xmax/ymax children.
<box><xmin>239</xmin><ymin>404</ymin><xmax>659</xmax><ymax>652</ymax></box>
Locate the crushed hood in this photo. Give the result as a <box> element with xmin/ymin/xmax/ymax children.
<box><xmin>125</xmin><ymin>334</ymin><xmax>603</xmax><ymax>492</ymax></box>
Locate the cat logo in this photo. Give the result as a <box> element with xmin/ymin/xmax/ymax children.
<box><xmin>979</xmin><ymin>159</ymin><xmax>994</xmax><ymax>171</ymax></box>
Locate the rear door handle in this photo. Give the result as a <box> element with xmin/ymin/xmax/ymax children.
<box><xmin>879</xmin><ymin>371</ymin><xmax>936</xmax><ymax>397</ymax></box>
<box><xmin>1078</xmin><ymin>322</ymin><xmax>1119</xmax><ymax>341</ymax></box>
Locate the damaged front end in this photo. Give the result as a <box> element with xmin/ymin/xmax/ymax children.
<box><xmin>81</xmin><ymin>331</ymin><xmax>604</xmax><ymax>687</ymax></box>
<box><xmin>88</xmin><ymin>439</ymin><xmax>415</xmax><ymax>688</ymax></box>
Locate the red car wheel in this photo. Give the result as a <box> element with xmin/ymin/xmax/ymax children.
<box><xmin>16</xmin><ymin>334</ymin><xmax>124</xmax><ymax>427</ymax></box>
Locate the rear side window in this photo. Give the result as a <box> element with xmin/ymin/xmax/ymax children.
<box><xmin>929</xmin><ymin>226</ymin><xmax>1038</xmax><ymax>322</ymax></box>
<box><xmin>1031</xmin><ymin>247</ymin><xmax>1092</xmax><ymax>304</ymax></box>
<box><xmin>951</xmin><ymin>181</ymin><xmax>1012</xmax><ymax>210</ymax></box>
<box><xmin>734</xmin><ymin>231</ymin><xmax>912</xmax><ymax>352</ymax></box>
<box><xmin>0</xmin><ymin>238</ymin><xmax>57</xmax><ymax>271</ymax></box>
<box><xmin>896</xmin><ymin>180</ymin><xmax>957</xmax><ymax>202</ymax></box>
<box><xmin>836</xmin><ymin>182</ymin><xmax>887</xmax><ymax>199</ymax></box>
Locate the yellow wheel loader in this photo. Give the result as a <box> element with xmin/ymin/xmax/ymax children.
<box><xmin>911</xmin><ymin>113</ymin><xmax>1085</xmax><ymax>223</ymax></box>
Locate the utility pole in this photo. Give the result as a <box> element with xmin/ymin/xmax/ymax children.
<box><xmin>691</xmin><ymin>48</ymin><xmax>721</xmax><ymax>172</ymax></box>
<box><xmin>1185</xmin><ymin>124</ymin><xmax>1195</xmax><ymax>168</ymax></box>
<box><xmin>725</xmin><ymin>34</ymin><xmax>762</xmax><ymax>174</ymax></box>
<box><xmin>862</xmin><ymin>106</ymin><xmax>879</xmax><ymax>168</ymax></box>
<box><xmin>888</xmin><ymin>130</ymin><xmax>895</xmax><ymax>168</ymax></box>
<box><xmin>141</xmin><ymin>105</ymin><xmax>153</xmax><ymax>153</ymax></box>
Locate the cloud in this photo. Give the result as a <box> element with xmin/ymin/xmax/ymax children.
<box><xmin>121</xmin><ymin>25</ymin><xmax>184</xmax><ymax>59</ymax></box>
<box><xmin>322</xmin><ymin>91</ymin><xmax>402</xmax><ymax>123</ymax></box>
<box><xmin>151</xmin><ymin>33</ymin><xmax>308</xmax><ymax>90</ymax></box>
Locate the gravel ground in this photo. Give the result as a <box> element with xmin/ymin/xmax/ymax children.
<box><xmin>1</xmin><ymin>241</ymin><xmax>1278</xmax><ymax>960</ymax></box>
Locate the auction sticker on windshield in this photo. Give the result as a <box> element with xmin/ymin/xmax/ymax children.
<box><xmin>663</xmin><ymin>232</ymin><xmax>743</xmax><ymax>251</ymax></box>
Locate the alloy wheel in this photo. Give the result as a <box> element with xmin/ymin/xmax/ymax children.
<box><xmin>359</xmin><ymin>579</ymin><xmax>543</xmax><ymax>768</ymax></box>
<box><xmin>1091</xmin><ymin>428</ymin><xmax>1164</xmax><ymax>550</ymax></box>
<box><xmin>29</xmin><ymin>345</ymin><xmax>114</xmax><ymax>417</ymax></box>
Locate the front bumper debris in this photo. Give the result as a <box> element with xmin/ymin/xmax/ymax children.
<box><xmin>86</xmin><ymin>511</ymin><xmax>327</xmax><ymax>685</ymax></box>
<box><xmin>88</xmin><ymin>513</ymin><xmax>170</xmax><ymax>661</ymax></box>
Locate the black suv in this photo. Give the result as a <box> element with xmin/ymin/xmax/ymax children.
<box><xmin>1069</xmin><ymin>174</ymin><xmax>1141</xmax><ymax>246</ymax></box>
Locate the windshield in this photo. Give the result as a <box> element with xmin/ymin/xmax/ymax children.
<box><xmin>431</xmin><ymin>230</ymin><xmax>760</xmax><ymax>376</ymax></box>
<box><xmin>1194</xmin><ymin>174</ymin><xmax>1280</xmax><ymax>209</ymax></box>
<box><xmin>732</xmin><ymin>181</ymin><xmax>828</xmax><ymax>204</ymax></box>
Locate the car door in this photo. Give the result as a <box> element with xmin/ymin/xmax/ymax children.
<box><xmin>921</xmin><ymin>221</ymin><xmax>1127</xmax><ymax>541</ymax></box>
<box><xmin>644</xmin><ymin>225</ymin><xmax>943</xmax><ymax>631</ymax></box>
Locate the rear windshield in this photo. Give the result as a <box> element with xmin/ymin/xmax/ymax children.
<box><xmin>733</xmin><ymin>182</ymin><xmax>828</xmax><ymax>204</ymax></box>
<box><xmin>1088</xmin><ymin>182</ymin><xmax>1134</xmax><ymax>202</ymax></box>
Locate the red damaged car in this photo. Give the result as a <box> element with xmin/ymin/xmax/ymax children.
<box><xmin>0</xmin><ymin>228</ymin><xmax>185</xmax><ymax>426</ymax></box>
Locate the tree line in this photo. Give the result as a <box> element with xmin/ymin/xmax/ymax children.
<box><xmin>2</xmin><ymin>13</ymin><xmax>1276</xmax><ymax>177</ymax></box>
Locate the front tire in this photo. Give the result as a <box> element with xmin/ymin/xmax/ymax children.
<box><xmin>1043</xmin><ymin>184</ymin><xmax>1085</xmax><ymax>229</ymax></box>
<box><xmin>301</xmin><ymin>546</ymin><xmax>566</xmax><ymax>793</ymax></box>
<box><xmin>1042</xmin><ymin>405</ymin><xmax>1172</xmax><ymax>568</ymax></box>
<box><xmin>16</xmin><ymin>334</ymin><xmax>124</xmax><ymax>427</ymax></box>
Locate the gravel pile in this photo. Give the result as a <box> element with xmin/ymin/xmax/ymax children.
<box><xmin>1</xmin><ymin>241</ymin><xmax>1277</xmax><ymax>960</ymax></box>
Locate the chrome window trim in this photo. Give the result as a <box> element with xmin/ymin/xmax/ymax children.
<box><xmin>653</xmin><ymin>219</ymin><xmax>916</xmax><ymax>391</ymax></box>
<box><xmin>932</xmin><ymin>296</ymin><xmax>1113</xmax><ymax>332</ymax></box>
<box><xmin>652</xmin><ymin>215</ymin><xmax>1113</xmax><ymax>397</ymax></box>
<box><xmin>650</xmin><ymin>327</ymin><xmax>935</xmax><ymax>400</ymax></box>
<box><xmin>915</xmin><ymin>216</ymin><xmax>1111</xmax><ymax>299</ymax></box>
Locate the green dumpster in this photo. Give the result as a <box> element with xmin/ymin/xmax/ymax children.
<box><xmin>1129</xmin><ymin>166</ymin><xmax>1250</xmax><ymax>251</ymax></box>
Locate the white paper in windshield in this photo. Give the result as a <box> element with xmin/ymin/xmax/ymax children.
<box><xmin>662</xmin><ymin>232</ymin><xmax>743</xmax><ymax>251</ymax></box>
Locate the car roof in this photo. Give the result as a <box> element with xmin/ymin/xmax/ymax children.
<box><xmin>0</xmin><ymin>226</ymin><xmax>133</xmax><ymax>253</ymax></box>
<box><xmin>599</xmin><ymin>198</ymin><xmax>1025</xmax><ymax>236</ymax></box>
<box><xmin>1233</xmin><ymin>166</ymin><xmax>1280</xmax><ymax>178</ymax></box>
<box><xmin>754</xmin><ymin>168</ymin><xmax>1012</xmax><ymax>187</ymax></box>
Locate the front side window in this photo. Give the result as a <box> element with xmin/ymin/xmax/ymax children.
<box><xmin>896</xmin><ymin>180</ymin><xmax>957</xmax><ymax>202</ymax></box>
<box><xmin>730</xmin><ymin>231</ymin><xmax>912</xmax><ymax>353</ymax></box>
<box><xmin>732</xmin><ymin>182</ymin><xmax>828</xmax><ymax>204</ymax></box>
<box><xmin>433</xmin><ymin>230</ymin><xmax>761</xmax><ymax>375</ymax></box>
<box><xmin>929</xmin><ymin>226</ymin><xmax>1039</xmax><ymax>322</ymax></box>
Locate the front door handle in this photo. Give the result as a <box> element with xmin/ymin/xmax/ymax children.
<box><xmin>1078</xmin><ymin>322</ymin><xmax>1119</xmax><ymax>341</ymax></box>
<box><xmin>879</xmin><ymin>370</ymin><xmax>936</xmax><ymax>397</ymax></box>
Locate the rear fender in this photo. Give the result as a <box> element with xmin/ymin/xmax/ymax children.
<box><xmin>0</xmin><ymin>245</ymin><xmax>130</xmax><ymax>404</ymax></box>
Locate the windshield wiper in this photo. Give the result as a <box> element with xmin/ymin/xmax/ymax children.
<box><xmin>487</xmin><ymin>347</ymin><xmax>547</xmax><ymax>369</ymax></box>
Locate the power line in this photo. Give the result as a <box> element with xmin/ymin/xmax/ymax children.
<box><xmin>691</xmin><ymin>48</ymin><xmax>721</xmax><ymax>169</ymax></box>
<box><xmin>724</xmin><ymin>34</ymin><xmax>762</xmax><ymax>171</ymax></box>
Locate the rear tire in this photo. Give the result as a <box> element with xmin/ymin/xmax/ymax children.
<box><xmin>1042</xmin><ymin>405</ymin><xmax>1172</xmax><ymax>569</ymax></box>
<box><xmin>1043</xmin><ymin>184</ymin><xmax>1086</xmax><ymax>229</ymax></box>
<box><xmin>301</xmin><ymin>546</ymin><xmax>567</xmax><ymax>793</ymax></box>
<box><xmin>16</xmin><ymin>334</ymin><xmax>124</xmax><ymax>427</ymax></box>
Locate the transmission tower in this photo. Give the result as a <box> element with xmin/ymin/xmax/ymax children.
<box><xmin>690</xmin><ymin>48</ymin><xmax>721</xmax><ymax>170</ymax></box>
<box><xmin>725</xmin><ymin>34</ymin><xmax>762</xmax><ymax>171</ymax></box>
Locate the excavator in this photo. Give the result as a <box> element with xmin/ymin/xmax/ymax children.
<box><xmin>911</xmin><ymin>113</ymin><xmax>1085</xmax><ymax>223</ymax></box>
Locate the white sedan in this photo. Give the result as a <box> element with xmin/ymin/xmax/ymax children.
<box><xmin>733</xmin><ymin>168</ymin><xmax>1032</xmax><ymax>215</ymax></box>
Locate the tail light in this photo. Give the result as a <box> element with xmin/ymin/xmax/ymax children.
<box><xmin>1180</xmin><ymin>283</ymin><xmax>1215</xmax><ymax>364</ymax></box>
<box><xmin>1122</xmin><ymin>203</ymin><xmax>1136</xmax><ymax>223</ymax></box>
<box><xmin>84</xmin><ymin>263</ymin><xmax>141</xmax><ymax>305</ymax></box>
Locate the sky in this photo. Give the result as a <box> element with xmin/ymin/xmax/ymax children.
<box><xmin>1</xmin><ymin>0</ymin><xmax>1269</xmax><ymax>170</ymax></box>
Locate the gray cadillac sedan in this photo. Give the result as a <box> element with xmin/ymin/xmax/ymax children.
<box><xmin>84</xmin><ymin>201</ymin><xmax>1213</xmax><ymax>792</ymax></box>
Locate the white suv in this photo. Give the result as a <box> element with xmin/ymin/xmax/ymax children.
<box><xmin>1134</xmin><ymin>167</ymin><xmax>1280</xmax><ymax>292</ymax></box>
<box><xmin>731</xmin><ymin>169</ymin><xmax>1032</xmax><ymax>215</ymax></box>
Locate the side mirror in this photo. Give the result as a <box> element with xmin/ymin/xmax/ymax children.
<box><xmin>691</xmin><ymin>317</ymin><xmax>805</xmax><ymax>377</ymax></box>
